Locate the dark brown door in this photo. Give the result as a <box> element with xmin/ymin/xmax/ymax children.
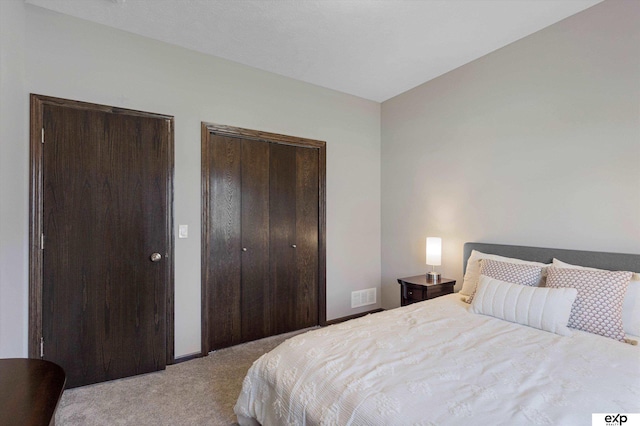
<box><xmin>205</xmin><ymin>135</ymin><xmax>271</xmax><ymax>349</ymax></box>
<box><xmin>270</xmin><ymin>144</ymin><xmax>319</xmax><ymax>334</ymax></box>
<box><xmin>201</xmin><ymin>123</ymin><xmax>326</xmax><ymax>355</ymax></box>
<box><xmin>293</xmin><ymin>146</ymin><xmax>319</xmax><ymax>328</ymax></box>
<box><xmin>36</xmin><ymin>97</ymin><xmax>173</xmax><ymax>388</ymax></box>
<box><xmin>240</xmin><ymin>139</ymin><xmax>271</xmax><ymax>341</ymax></box>
<box><xmin>206</xmin><ymin>135</ymin><xmax>242</xmax><ymax>349</ymax></box>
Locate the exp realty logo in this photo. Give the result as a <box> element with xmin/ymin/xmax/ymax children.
<box><xmin>593</xmin><ymin>414</ymin><xmax>640</xmax><ymax>426</ymax></box>
<box><xmin>605</xmin><ymin>414</ymin><xmax>628</xmax><ymax>425</ymax></box>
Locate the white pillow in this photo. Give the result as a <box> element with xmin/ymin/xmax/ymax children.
<box><xmin>552</xmin><ymin>258</ymin><xmax>640</xmax><ymax>280</ymax></box>
<box><xmin>470</xmin><ymin>275</ymin><xmax>577</xmax><ymax>336</ymax></box>
<box><xmin>623</xmin><ymin>281</ymin><xmax>640</xmax><ymax>337</ymax></box>
<box><xmin>553</xmin><ymin>258</ymin><xmax>640</xmax><ymax>337</ymax></box>
<box><xmin>460</xmin><ymin>250</ymin><xmax>549</xmax><ymax>299</ymax></box>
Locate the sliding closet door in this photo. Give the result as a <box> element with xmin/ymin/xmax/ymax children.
<box><xmin>207</xmin><ymin>135</ymin><xmax>242</xmax><ymax>349</ymax></box>
<box><xmin>240</xmin><ymin>139</ymin><xmax>271</xmax><ymax>341</ymax></box>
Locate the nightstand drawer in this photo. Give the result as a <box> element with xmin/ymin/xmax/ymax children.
<box><xmin>427</xmin><ymin>284</ymin><xmax>453</xmax><ymax>299</ymax></box>
<box><xmin>397</xmin><ymin>276</ymin><xmax>456</xmax><ymax>306</ymax></box>
<box><xmin>404</xmin><ymin>285</ymin><xmax>424</xmax><ymax>301</ymax></box>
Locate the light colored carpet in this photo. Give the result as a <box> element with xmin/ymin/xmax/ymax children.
<box><xmin>56</xmin><ymin>329</ymin><xmax>311</xmax><ymax>425</ymax></box>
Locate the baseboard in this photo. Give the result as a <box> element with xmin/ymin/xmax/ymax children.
<box><xmin>181</xmin><ymin>311</ymin><xmax>383</xmax><ymax>360</ymax></box>
<box><xmin>324</xmin><ymin>308</ymin><xmax>384</xmax><ymax>326</ymax></box>
<box><xmin>173</xmin><ymin>352</ymin><xmax>203</xmax><ymax>364</ymax></box>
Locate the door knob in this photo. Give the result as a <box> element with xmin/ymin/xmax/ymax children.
<box><xmin>291</xmin><ymin>244</ymin><xmax>297</xmax><ymax>248</ymax></box>
<box><xmin>150</xmin><ymin>252</ymin><xmax>162</xmax><ymax>262</ymax></box>
<box><xmin>242</xmin><ymin>247</ymin><xmax>248</xmax><ymax>252</ymax></box>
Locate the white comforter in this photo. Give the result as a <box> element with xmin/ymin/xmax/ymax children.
<box><xmin>235</xmin><ymin>294</ymin><xmax>640</xmax><ymax>425</ymax></box>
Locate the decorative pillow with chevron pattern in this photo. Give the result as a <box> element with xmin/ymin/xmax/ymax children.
<box><xmin>546</xmin><ymin>267</ymin><xmax>632</xmax><ymax>341</ymax></box>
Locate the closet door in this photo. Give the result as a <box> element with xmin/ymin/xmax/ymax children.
<box><xmin>240</xmin><ymin>139</ymin><xmax>271</xmax><ymax>341</ymax></box>
<box><xmin>270</xmin><ymin>144</ymin><xmax>319</xmax><ymax>334</ymax></box>
<box><xmin>207</xmin><ymin>135</ymin><xmax>242</xmax><ymax>349</ymax></box>
<box><xmin>294</xmin><ymin>147</ymin><xmax>319</xmax><ymax>328</ymax></box>
<box><xmin>270</xmin><ymin>144</ymin><xmax>298</xmax><ymax>334</ymax></box>
<box><xmin>206</xmin><ymin>135</ymin><xmax>271</xmax><ymax>349</ymax></box>
<box><xmin>202</xmin><ymin>122</ymin><xmax>326</xmax><ymax>355</ymax></box>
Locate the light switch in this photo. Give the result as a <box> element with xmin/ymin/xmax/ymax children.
<box><xmin>178</xmin><ymin>224</ymin><xmax>188</xmax><ymax>239</ymax></box>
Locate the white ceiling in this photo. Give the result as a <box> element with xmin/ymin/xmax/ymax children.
<box><xmin>25</xmin><ymin>0</ymin><xmax>603</xmax><ymax>102</ymax></box>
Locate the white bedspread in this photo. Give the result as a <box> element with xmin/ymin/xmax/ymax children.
<box><xmin>235</xmin><ymin>294</ymin><xmax>640</xmax><ymax>425</ymax></box>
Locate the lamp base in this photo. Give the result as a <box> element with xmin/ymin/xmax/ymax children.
<box><xmin>426</xmin><ymin>271</ymin><xmax>441</xmax><ymax>282</ymax></box>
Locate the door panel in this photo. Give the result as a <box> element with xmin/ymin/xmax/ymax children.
<box><xmin>201</xmin><ymin>123</ymin><xmax>326</xmax><ymax>354</ymax></box>
<box><xmin>241</xmin><ymin>139</ymin><xmax>271</xmax><ymax>341</ymax></box>
<box><xmin>295</xmin><ymin>147</ymin><xmax>319</xmax><ymax>328</ymax></box>
<box><xmin>207</xmin><ymin>135</ymin><xmax>242</xmax><ymax>349</ymax></box>
<box><xmin>41</xmin><ymin>101</ymin><xmax>170</xmax><ymax>388</ymax></box>
<box><xmin>270</xmin><ymin>144</ymin><xmax>298</xmax><ymax>335</ymax></box>
<box><xmin>42</xmin><ymin>107</ymin><xmax>104</xmax><ymax>386</ymax></box>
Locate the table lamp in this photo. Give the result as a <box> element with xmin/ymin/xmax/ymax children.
<box><xmin>426</xmin><ymin>237</ymin><xmax>441</xmax><ymax>282</ymax></box>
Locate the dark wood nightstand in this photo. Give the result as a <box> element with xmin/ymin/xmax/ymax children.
<box><xmin>397</xmin><ymin>275</ymin><xmax>456</xmax><ymax>306</ymax></box>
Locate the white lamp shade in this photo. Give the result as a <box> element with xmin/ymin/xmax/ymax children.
<box><xmin>426</xmin><ymin>237</ymin><xmax>442</xmax><ymax>266</ymax></box>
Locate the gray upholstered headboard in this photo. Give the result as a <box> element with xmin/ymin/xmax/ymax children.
<box><xmin>463</xmin><ymin>242</ymin><xmax>640</xmax><ymax>274</ymax></box>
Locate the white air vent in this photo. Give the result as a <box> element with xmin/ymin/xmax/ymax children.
<box><xmin>351</xmin><ymin>288</ymin><xmax>376</xmax><ymax>308</ymax></box>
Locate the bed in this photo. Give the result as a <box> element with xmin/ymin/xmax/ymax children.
<box><xmin>235</xmin><ymin>243</ymin><xmax>640</xmax><ymax>425</ymax></box>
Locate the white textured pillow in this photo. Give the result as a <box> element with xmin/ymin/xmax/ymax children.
<box><xmin>622</xmin><ymin>281</ymin><xmax>640</xmax><ymax>337</ymax></box>
<box><xmin>546</xmin><ymin>267</ymin><xmax>631</xmax><ymax>341</ymax></box>
<box><xmin>470</xmin><ymin>275</ymin><xmax>577</xmax><ymax>336</ymax></box>
<box><xmin>553</xmin><ymin>258</ymin><xmax>640</xmax><ymax>280</ymax></box>
<box><xmin>553</xmin><ymin>259</ymin><xmax>640</xmax><ymax>337</ymax></box>
<box><xmin>460</xmin><ymin>250</ymin><xmax>548</xmax><ymax>299</ymax></box>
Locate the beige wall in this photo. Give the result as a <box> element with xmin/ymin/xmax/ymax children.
<box><xmin>3</xmin><ymin>0</ymin><xmax>638</xmax><ymax>357</ymax></box>
<box><xmin>0</xmin><ymin>2</ymin><xmax>381</xmax><ymax>357</ymax></box>
<box><xmin>381</xmin><ymin>0</ymin><xmax>640</xmax><ymax>308</ymax></box>
<box><xmin>0</xmin><ymin>0</ymin><xmax>28</xmax><ymax>359</ymax></box>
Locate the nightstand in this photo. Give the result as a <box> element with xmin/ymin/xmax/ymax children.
<box><xmin>397</xmin><ymin>275</ymin><xmax>456</xmax><ymax>306</ymax></box>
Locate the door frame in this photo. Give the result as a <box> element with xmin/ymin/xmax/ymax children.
<box><xmin>28</xmin><ymin>94</ymin><xmax>176</xmax><ymax>364</ymax></box>
<box><xmin>201</xmin><ymin>122</ymin><xmax>327</xmax><ymax>356</ymax></box>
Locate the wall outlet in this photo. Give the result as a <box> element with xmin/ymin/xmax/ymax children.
<box><xmin>351</xmin><ymin>288</ymin><xmax>376</xmax><ymax>308</ymax></box>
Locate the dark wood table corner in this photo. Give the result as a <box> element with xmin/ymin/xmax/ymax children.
<box><xmin>0</xmin><ymin>358</ymin><xmax>66</xmax><ymax>426</ymax></box>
